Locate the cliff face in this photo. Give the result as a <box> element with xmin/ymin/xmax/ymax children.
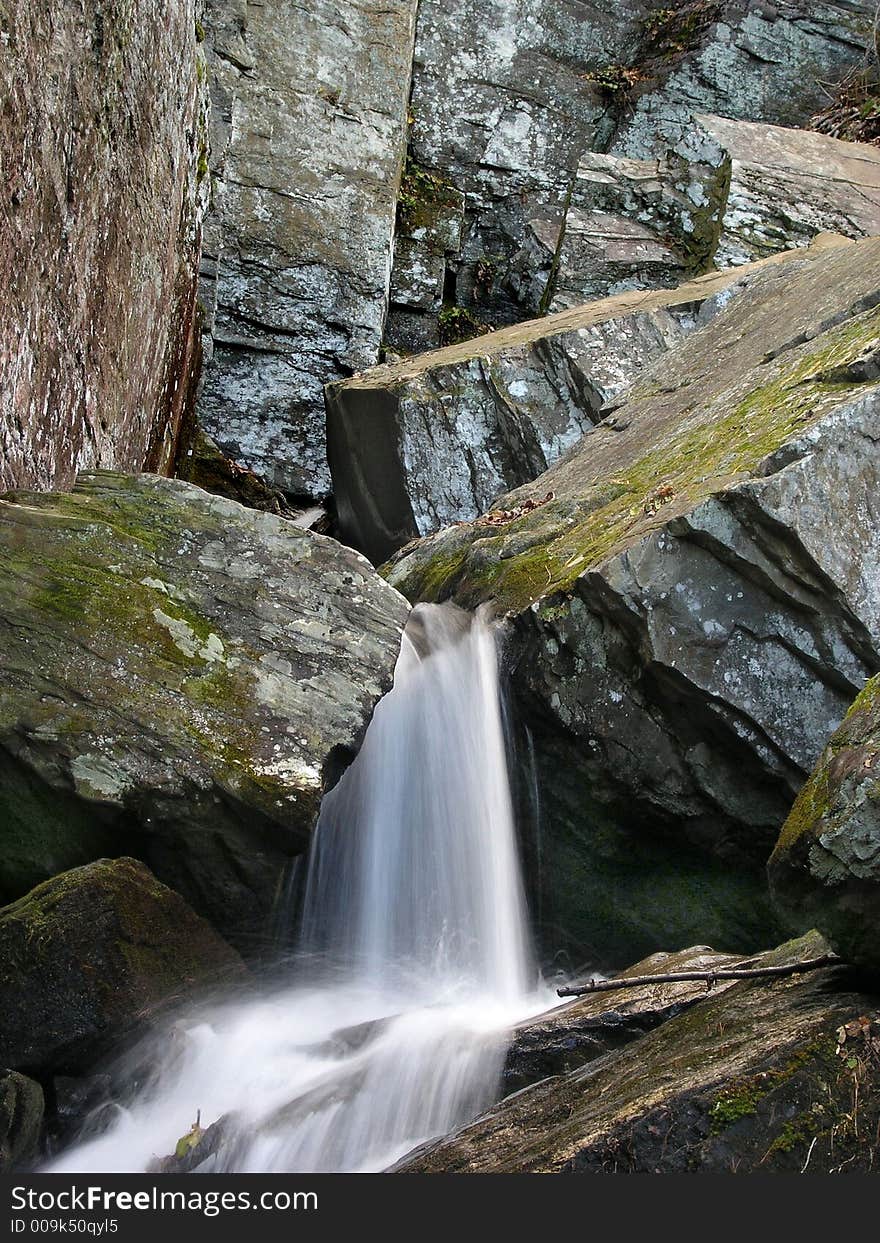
<box><xmin>195</xmin><ymin>0</ymin><xmax>418</xmax><ymax>501</ymax></box>
<box><xmin>0</xmin><ymin>0</ymin><xmax>207</xmax><ymax>492</ymax></box>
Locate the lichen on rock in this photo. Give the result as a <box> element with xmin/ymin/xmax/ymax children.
<box><xmin>386</xmin><ymin>236</ymin><xmax>880</xmax><ymax>964</ymax></box>
<box><xmin>769</xmin><ymin>675</ymin><xmax>880</xmax><ymax>969</ymax></box>
<box><xmin>0</xmin><ymin>472</ymin><xmax>409</xmax><ymax>951</ymax></box>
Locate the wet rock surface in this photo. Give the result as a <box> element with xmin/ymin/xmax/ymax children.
<box><xmin>0</xmin><ymin>859</ymin><xmax>244</xmax><ymax>1077</ymax></box>
<box><xmin>0</xmin><ymin>1071</ymin><xmax>44</xmax><ymax>1172</ymax></box>
<box><xmin>770</xmin><ymin>675</ymin><xmax>880</xmax><ymax>970</ymax></box>
<box><xmin>0</xmin><ymin>472</ymin><xmax>408</xmax><ymax>950</ymax></box>
<box><xmin>0</xmin><ymin>0</ymin><xmax>207</xmax><ymax>493</ymax></box>
<box><xmin>504</xmin><ymin>945</ymin><xmax>743</xmax><ymax>1094</ymax></box>
<box><xmin>398</xmin><ymin>934</ymin><xmax>880</xmax><ymax>1173</ymax></box>
<box><xmin>196</xmin><ymin>0</ymin><xmax>418</xmax><ymax>500</ymax></box>
<box><xmin>388</xmin><ymin>236</ymin><xmax>880</xmax><ymax>964</ymax></box>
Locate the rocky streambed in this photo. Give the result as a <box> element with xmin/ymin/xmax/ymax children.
<box><xmin>3</xmin><ymin>0</ymin><xmax>880</xmax><ymax>1178</ymax></box>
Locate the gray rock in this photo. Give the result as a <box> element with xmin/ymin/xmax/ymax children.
<box><xmin>0</xmin><ymin>0</ymin><xmax>207</xmax><ymax>492</ymax></box>
<box><xmin>0</xmin><ymin>1071</ymin><xmax>44</xmax><ymax>1172</ymax></box>
<box><xmin>550</xmin><ymin>117</ymin><xmax>880</xmax><ymax>309</ymax></box>
<box><xmin>0</xmin><ymin>472</ymin><xmax>409</xmax><ymax>950</ymax></box>
<box><xmin>0</xmin><ymin>859</ymin><xmax>245</xmax><ymax>1076</ymax></box>
<box><xmin>387</xmin><ymin>235</ymin><xmax>880</xmax><ymax>965</ymax></box>
<box><xmin>769</xmin><ymin>675</ymin><xmax>880</xmax><ymax>970</ymax></box>
<box><xmin>396</xmin><ymin>933</ymin><xmax>880</xmax><ymax>1173</ymax></box>
<box><xmin>387</xmin><ymin>0</ymin><xmax>875</xmax><ymax>346</ymax></box>
<box><xmin>698</xmin><ymin>114</ymin><xmax>880</xmax><ymax>266</ymax></box>
<box><xmin>613</xmin><ymin>3</ymin><xmax>878</xmax><ymax>162</ymax></box>
<box><xmin>197</xmin><ymin>0</ymin><xmax>418</xmax><ymax>499</ymax></box>
<box><xmin>550</xmin><ymin>147</ymin><xmax>729</xmax><ymax>309</ymax></box>
<box><xmin>384</xmin><ymin>0</ymin><xmax>645</xmax><ymax>349</ymax></box>
<box><xmin>327</xmin><ymin>238</ymin><xmax>846</xmax><ymax>566</ymax></box>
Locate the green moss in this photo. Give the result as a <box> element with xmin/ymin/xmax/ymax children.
<box><xmin>438</xmin><ymin>305</ymin><xmax>492</xmax><ymax>347</ymax></box>
<box><xmin>641</xmin><ymin>1</ymin><xmax>724</xmax><ymax>58</ymax></box>
<box><xmin>393</xmin><ymin>302</ymin><xmax>880</xmax><ymax>614</ymax></box>
<box><xmin>711</xmin><ymin>1034</ymin><xmax>841</xmax><ymax>1136</ymax></box>
<box><xmin>580</xmin><ymin>65</ymin><xmax>646</xmax><ymax>99</ymax></box>
<box><xmin>397</xmin><ymin>160</ymin><xmax>459</xmax><ymax>234</ymax></box>
<box><xmin>772</xmin><ymin>674</ymin><xmax>880</xmax><ymax>859</ymax></box>
<box><xmin>710</xmin><ymin>1077</ymin><xmax>768</xmax><ymax>1129</ymax></box>
<box><xmin>194</xmin><ymin>19</ymin><xmax>205</xmax><ymax>42</ymax></box>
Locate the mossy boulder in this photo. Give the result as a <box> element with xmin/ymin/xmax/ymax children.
<box><xmin>769</xmin><ymin>676</ymin><xmax>880</xmax><ymax>970</ymax></box>
<box><xmin>388</xmin><ymin>235</ymin><xmax>880</xmax><ymax>966</ymax></box>
<box><xmin>0</xmin><ymin>858</ymin><xmax>244</xmax><ymax>1076</ymax></box>
<box><xmin>398</xmin><ymin>932</ymin><xmax>880</xmax><ymax>1173</ymax></box>
<box><xmin>329</xmin><ymin>242</ymin><xmax>835</xmax><ymax>566</ymax></box>
<box><xmin>0</xmin><ymin>472</ymin><xmax>409</xmax><ymax>950</ymax></box>
<box><xmin>0</xmin><ymin>1071</ymin><xmax>44</xmax><ymax>1171</ymax></box>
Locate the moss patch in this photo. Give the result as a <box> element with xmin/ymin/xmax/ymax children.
<box><xmin>390</xmin><ymin>300</ymin><xmax>880</xmax><ymax>614</ymax></box>
<box><xmin>397</xmin><ymin>160</ymin><xmax>460</xmax><ymax>235</ymax></box>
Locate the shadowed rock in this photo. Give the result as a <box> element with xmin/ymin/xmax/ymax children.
<box><xmin>0</xmin><ymin>859</ymin><xmax>245</xmax><ymax>1076</ymax></box>
<box><xmin>388</xmin><ymin>235</ymin><xmax>880</xmax><ymax>964</ymax></box>
<box><xmin>770</xmin><ymin>675</ymin><xmax>880</xmax><ymax>970</ymax></box>
<box><xmin>0</xmin><ymin>472</ymin><xmax>409</xmax><ymax>950</ymax></box>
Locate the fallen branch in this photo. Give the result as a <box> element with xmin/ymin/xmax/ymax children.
<box><xmin>556</xmin><ymin>954</ymin><xmax>841</xmax><ymax>998</ymax></box>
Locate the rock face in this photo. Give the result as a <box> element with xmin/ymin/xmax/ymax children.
<box><xmin>549</xmin><ymin>118</ymin><xmax>880</xmax><ymax>309</ymax></box>
<box><xmin>769</xmin><ymin>677</ymin><xmax>880</xmax><ymax>970</ymax></box>
<box><xmin>328</xmin><ymin>237</ymin><xmax>846</xmax><ymax>567</ymax></box>
<box><xmin>384</xmin><ymin>0</ymin><xmax>643</xmax><ymax>352</ymax></box>
<box><xmin>0</xmin><ymin>1072</ymin><xmax>44</xmax><ymax>1172</ymax></box>
<box><xmin>0</xmin><ymin>0</ymin><xmax>207</xmax><ymax>492</ymax></box>
<box><xmin>0</xmin><ymin>859</ymin><xmax>244</xmax><ymax>1076</ymax></box>
<box><xmin>399</xmin><ymin>933</ymin><xmax>880</xmax><ymax>1173</ymax></box>
<box><xmin>388</xmin><ymin>235</ymin><xmax>880</xmax><ymax>966</ymax></box>
<box><xmin>387</xmin><ymin>0</ymin><xmax>875</xmax><ymax>347</ymax></box>
<box><xmin>701</xmin><ymin>114</ymin><xmax>880</xmax><ymax>269</ymax></box>
<box><xmin>612</xmin><ymin>2</ymin><xmax>877</xmax><ymax>162</ymax></box>
<box><xmin>196</xmin><ymin>0</ymin><xmax>418</xmax><ymax>500</ymax></box>
<box><xmin>0</xmin><ymin>472</ymin><xmax>409</xmax><ymax>950</ymax></box>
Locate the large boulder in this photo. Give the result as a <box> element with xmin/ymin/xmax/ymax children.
<box><xmin>0</xmin><ymin>472</ymin><xmax>409</xmax><ymax>949</ymax></box>
<box><xmin>769</xmin><ymin>676</ymin><xmax>880</xmax><ymax>970</ymax></box>
<box><xmin>0</xmin><ymin>0</ymin><xmax>206</xmax><ymax>492</ymax></box>
<box><xmin>388</xmin><ymin>0</ymin><xmax>875</xmax><ymax>347</ymax></box>
<box><xmin>328</xmin><ymin>240</ymin><xmax>845</xmax><ymax>565</ymax></box>
<box><xmin>398</xmin><ymin>933</ymin><xmax>880</xmax><ymax>1173</ymax></box>
<box><xmin>388</xmin><ymin>234</ymin><xmax>880</xmax><ymax>966</ymax></box>
<box><xmin>548</xmin><ymin>118</ymin><xmax>880</xmax><ymax>309</ymax></box>
<box><xmin>0</xmin><ymin>859</ymin><xmax>244</xmax><ymax>1076</ymax></box>
<box><xmin>196</xmin><ymin>0</ymin><xmax>419</xmax><ymax>499</ymax></box>
<box><xmin>0</xmin><ymin>1072</ymin><xmax>44</xmax><ymax>1172</ymax></box>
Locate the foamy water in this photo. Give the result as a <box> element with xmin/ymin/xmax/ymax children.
<box><xmin>49</xmin><ymin>604</ymin><xmax>551</xmax><ymax>1174</ymax></box>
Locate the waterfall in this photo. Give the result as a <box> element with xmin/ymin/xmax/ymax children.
<box><xmin>48</xmin><ymin>604</ymin><xmax>549</xmax><ymax>1174</ymax></box>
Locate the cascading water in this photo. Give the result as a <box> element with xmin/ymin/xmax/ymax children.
<box><xmin>49</xmin><ymin>604</ymin><xmax>551</xmax><ymax>1174</ymax></box>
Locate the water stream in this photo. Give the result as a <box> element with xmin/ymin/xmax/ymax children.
<box><xmin>49</xmin><ymin>604</ymin><xmax>552</xmax><ymax>1174</ymax></box>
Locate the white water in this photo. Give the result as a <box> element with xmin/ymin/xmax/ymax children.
<box><xmin>50</xmin><ymin>604</ymin><xmax>549</xmax><ymax>1174</ymax></box>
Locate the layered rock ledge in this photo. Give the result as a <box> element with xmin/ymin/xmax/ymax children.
<box><xmin>387</xmin><ymin>235</ymin><xmax>880</xmax><ymax>964</ymax></box>
<box><xmin>398</xmin><ymin>933</ymin><xmax>880</xmax><ymax>1173</ymax></box>
<box><xmin>328</xmin><ymin>237</ymin><xmax>849</xmax><ymax>565</ymax></box>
